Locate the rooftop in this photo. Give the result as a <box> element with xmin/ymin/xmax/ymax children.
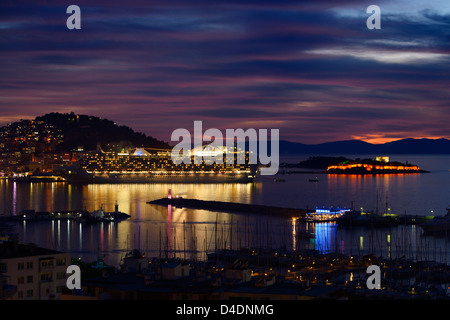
<box><xmin>0</xmin><ymin>241</ymin><xmax>64</xmax><ymax>259</ymax></box>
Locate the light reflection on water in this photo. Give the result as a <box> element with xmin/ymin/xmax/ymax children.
<box><xmin>1</xmin><ymin>155</ymin><xmax>450</xmax><ymax>267</ymax></box>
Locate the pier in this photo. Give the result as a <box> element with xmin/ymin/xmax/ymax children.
<box><xmin>147</xmin><ymin>197</ymin><xmax>309</xmax><ymax>218</ymax></box>
<box><xmin>0</xmin><ymin>205</ymin><xmax>130</xmax><ymax>223</ymax></box>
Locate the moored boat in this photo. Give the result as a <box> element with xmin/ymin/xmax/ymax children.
<box><xmin>419</xmin><ymin>207</ymin><xmax>450</xmax><ymax>235</ymax></box>
<box><xmin>77</xmin><ymin>205</ymin><xmax>113</xmax><ymax>223</ymax></box>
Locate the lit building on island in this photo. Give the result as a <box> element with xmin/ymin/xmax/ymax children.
<box><xmin>326</xmin><ymin>157</ymin><xmax>423</xmax><ymax>174</ymax></box>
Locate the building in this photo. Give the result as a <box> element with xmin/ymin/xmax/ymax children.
<box><xmin>375</xmin><ymin>156</ymin><xmax>389</xmax><ymax>163</ymax></box>
<box><xmin>160</xmin><ymin>261</ymin><xmax>190</xmax><ymax>281</ymax></box>
<box><xmin>0</xmin><ymin>241</ymin><xmax>71</xmax><ymax>300</ymax></box>
<box><xmin>120</xmin><ymin>249</ymin><xmax>150</xmax><ymax>273</ymax></box>
<box><xmin>223</xmin><ymin>260</ymin><xmax>252</xmax><ymax>284</ymax></box>
<box><xmin>327</xmin><ymin>158</ymin><xmax>422</xmax><ymax>173</ymax></box>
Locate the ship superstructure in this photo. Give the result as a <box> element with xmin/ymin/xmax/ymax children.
<box><xmin>57</xmin><ymin>145</ymin><xmax>257</xmax><ymax>183</ymax></box>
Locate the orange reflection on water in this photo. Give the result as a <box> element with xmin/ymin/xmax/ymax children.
<box><xmin>79</xmin><ymin>183</ymin><xmax>255</xmax><ymax>262</ymax></box>
<box><xmin>326</xmin><ymin>173</ymin><xmax>421</xmax><ymax>213</ymax></box>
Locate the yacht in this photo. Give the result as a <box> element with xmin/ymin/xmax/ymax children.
<box><xmin>419</xmin><ymin>207</ymin><xmax>450</xmax><ymax>235</ymax></box>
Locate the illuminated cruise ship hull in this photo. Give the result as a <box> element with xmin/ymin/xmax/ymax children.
<box><xmin>60</xmin><ymin>170</ymin><xmax>256</xmax><ymax>184</ymax></box>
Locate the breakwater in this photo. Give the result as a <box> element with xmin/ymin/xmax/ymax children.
<box><xmin>147</xmin><ymin>197</ymin><xmax>309</xmax><ymax>218</ymax></box>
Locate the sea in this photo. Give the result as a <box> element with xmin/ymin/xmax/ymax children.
<box><xmin>1</xmin><ymin>154</ymin><xmax>449</xmax><ymax>267</ymax></box>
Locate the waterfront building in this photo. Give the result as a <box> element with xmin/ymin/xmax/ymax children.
<box><xmin>120</xmin><ymin>249</ymin><xmax>150</xmax><ymax>273</ymax></box>
<box><xmin>0</xmin><ymin>241</ymin><xmax>71</xmax><ymax>300</ymax></box>
<box><xmin>160</xmin><ymin>262</ymin><xmax>190</xmax><ymax>281</ymax></box>
<box><xmin>306</xmin><ymin>207</ymin><xmax>351</xmax><ymax>222</ymax></box>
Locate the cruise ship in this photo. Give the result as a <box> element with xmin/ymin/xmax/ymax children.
<box><xmin>55</xmin><ymin>145</ymin><xmax>258</xmax><ymax>184</ymax></box>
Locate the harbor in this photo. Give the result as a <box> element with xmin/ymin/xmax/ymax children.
<box><xmin>1</xmin><ymin>158</ymin><xmax>450</xmax><ymax>301</ymax></box>
<box><xmin>55</xmin><ymin>199</ymin><xmax>450</xmax><ymax>300</ymax></box>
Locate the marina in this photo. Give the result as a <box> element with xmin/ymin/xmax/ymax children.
<box><xmin>57</xmin><ymin>246</ymin><xmax>450</xmax><ymax>300</ymax></box>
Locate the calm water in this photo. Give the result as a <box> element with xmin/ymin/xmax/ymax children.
<box><xmin>1</xmin><ymin>154</ymin><xmax>449</xmax><ymax>267</ymax></box>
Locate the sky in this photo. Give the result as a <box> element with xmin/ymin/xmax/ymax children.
<box><xmin>1</xmin><ymin>0</ymin><xmax>449</xmax><ymax>145</ymax></box>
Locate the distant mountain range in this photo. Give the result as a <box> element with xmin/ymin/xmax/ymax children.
<box><xmin>279</xmin><ymin>138</ymin><xmax>450</xmax><ymax>154</ymax></box>
<box><xmin>3</xmin><ymin>112</ymin><xmax>448</xmax><ymax>154</ymax></box>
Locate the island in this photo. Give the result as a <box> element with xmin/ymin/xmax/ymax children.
<box><xmin>280</xmin><ymin>156</ymin><xmax>426</xmax><ymax>174</ymax></box>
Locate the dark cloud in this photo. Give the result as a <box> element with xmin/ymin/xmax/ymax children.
<box><xmin>0</xmin><ymin>0</ymin><xmax>449</xmax><ymax>144</ymax></box>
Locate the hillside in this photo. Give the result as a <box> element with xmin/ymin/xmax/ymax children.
<box><xmin>35</xmin><ymin>112</ymin><xmax>171</xmax><ymax>151</ymax></box>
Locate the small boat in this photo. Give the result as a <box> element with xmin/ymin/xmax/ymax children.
<box><xmin>419</xmin><ymin>207</ymin><xmax>450</xmax><ymax>235</ymax></box>
<box><xmin>308</xmin><ymin>177</ymin><xmax>319</xmax><ymax>182</ymax></box>
<box><xmin>77</xmin><ymin>202</ymin><xmax>130</xmax><ymax>223</ymax></box>
<box><xmin>77</xmin><ymin>205</ymin><xmax>113</xmax><ymax>223</ymax></box>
